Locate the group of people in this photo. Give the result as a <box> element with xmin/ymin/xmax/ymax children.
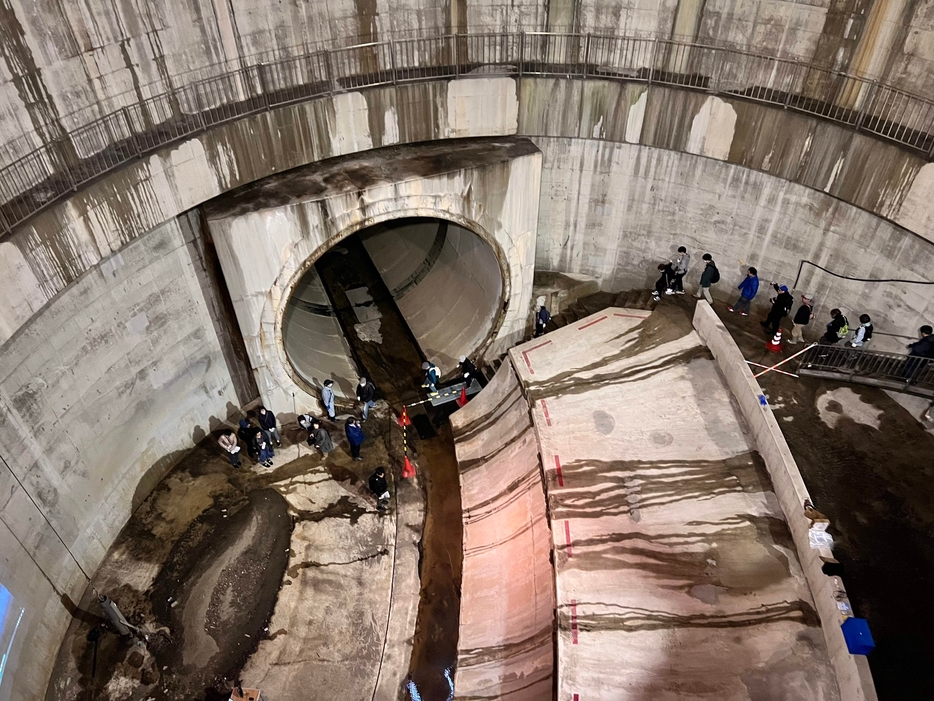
<box><xmin>648</xmin><ymin>248</ymin><xmax>933</xmax><ymax>364</ymax></box>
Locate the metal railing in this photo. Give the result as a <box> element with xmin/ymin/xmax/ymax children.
<box><xmin>797</xmin><ymin>344</ymin><xmax>934</xmax><ymax>398</ymax></box>
<box><xmin>3</xmin><ymin>31</ymin><xmax>934</xmax><ymax>237</ymax></box>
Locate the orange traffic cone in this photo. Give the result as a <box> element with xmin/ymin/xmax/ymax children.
<box><xmin>766</xmin><ymin>329</ymin><xmax>783</xmax><ymax>353</ymax></box>
<box><xmin>397</xmin><ymin>406</ymin><xmax>412</xmax><ymax>427</ymax></box>
<box><xmin>456</xmin><ymin>386</ymin><xmax>468</xmax><ymax>407</ymax></box>
<box><xmin>401</xmin><ymin>455</ymin><xmax>417</xmax><ymax>478</ymax></box>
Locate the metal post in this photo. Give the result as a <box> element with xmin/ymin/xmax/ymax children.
<box><xmin>255</xmin><ymin>63</ymin><xmax>270</xmax><ymax>110</ymax></box>
<box><xmin>582</xmin><ymin>34</ymin><xmax>591</xmax><ymax>77</ymax></box>
<box><xmin>518</xmin><ymin>32</ymin><xmax>525</xmax><ymax>78</ymax></box>
<box><xmin>452</xmin><ymin>34</ymin><xmax>459</xmax><ymax>78</ymax></box>
<box><xmin>854</xmin><ymin>80</ymin><xmax>876</xmax><ymax>131</ymax></box>
<box><xmin>390</xmin><ymin>39</ymin><xmax>398</xmax><ymax>84</ymax></box>
<box><xmin>325</xmin><ymin>49</ymin><xmax>338</xmax><ymax>93</ymax></box>
<box><xmin>648</xmin><ymin>38</ymin><xmax>658</xmax><ymax>84</ymax></box>
<box><xmin>121</xmin><ymin>107</ymin><xmax>141</xmax><ymax>157</ymax></box>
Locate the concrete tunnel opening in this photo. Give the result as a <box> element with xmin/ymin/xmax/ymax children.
<box><xmin>282</xmin><ymin>217</ymin><xmax>505</xmax><ymax>397</ymax></box>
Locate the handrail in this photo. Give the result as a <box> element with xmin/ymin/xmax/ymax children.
<box><xmin>797</xmin><ymin>343</ymin><xmax>934</xmax><ymax>397</ymax></box>
<box><xmin>4</xmin><ymin>30</ymin><xmax>934</xmax><ymax>238</ymax></box>
<box><xmin>792</xmin><ymin>259</ymin><xmax>934</xmax><ymax>289</ymax></box>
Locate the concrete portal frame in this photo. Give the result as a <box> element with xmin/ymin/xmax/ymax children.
<box><xmin>207</xmin><ymin>137</ymin><xmax>542</xmax><ymax>416</ymax></box>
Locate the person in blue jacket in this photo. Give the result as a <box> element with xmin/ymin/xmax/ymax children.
<box><xmin>345</xmin><ymin>417</ymin><xmax>365</xmax><ymax>461</ymax></box>
<box><xmin>422</xmin><ymin>361</ymin><xmax>440</xmax><ymax>393</ymax></box>
<box><xmin>728</xmin><ymin>267</ymin><xmax>759</xmax><ymax>316</ymax></box>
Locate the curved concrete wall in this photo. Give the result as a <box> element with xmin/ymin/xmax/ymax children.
<box><xmin>281</xmin><ymin>267</ymin><xmax>359</xmax><ymax>399</ymax></box>
<box><xmin>4</xmin><ymin>0</ymin><xmax>934</xmax><ymax>165</ymax></box>
<box><xmin>452</xmin><ymin>361</ymin><xmax>554</xmax><ymax>699</ymax></box>
<box><xmin>204</xmin><ymin>138</ymin><xmax>540</xmax><ymax>418</ymax></box>
<box><xmin>2</xmin><ymin>73</ymin><xmax>934</xmax><ymax>700</ymax></box>
<box><xmin>364</xmin><ymin>220</ymin><xmax>504</xmax><ymax>371</ymax></box>
<box><xmin>0</xmin><ymin>213</ymin><xmax>242</xmax><ymax>701</ymax></box>
<box><xmin>4</xmin><ymin>78</ymin><xmax>933</xmax><ymax>353</ymax></box>
<box><xmin>535</xmin><ymin>135</ymin><xmax>934</xmax><ymax>352</ymax></box>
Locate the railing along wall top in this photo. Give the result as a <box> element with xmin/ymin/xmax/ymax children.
<box><xmin>3</xmin><ymin>31</ymin><xmax>934</xmax><ymax>237</ymax></box>
<box><xmin>798</xmin><ymin>344</ymin><xmax>934</xmax><ymax>394</ymax></box>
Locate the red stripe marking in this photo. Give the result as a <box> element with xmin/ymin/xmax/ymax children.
<box><xmin>578</xmin><ymin>315</ymin><xmax>607</xmax><ymax>330</ymax></box>
<box><xmin>564</xmin><ymin>521</ymin><xmax>572</xmax><ymax>558</ymax></box>
<box><xmin>571</xmin><ymin>600</ymin><xmax>579</xmax><ymax>644</ymax></box>
<box><xmin>521</xmin><ymin>340</ymin><xmax>552</xmax><ymax>375</ymax></box>
<box><xmin>555</xmin><ymin>455</ymin><xmax>564</xmax><ymax>486</ymax></box>
<box><xmin>614</xmin><ymin>312</ymin><xmax>649</xmax><ymax>319</ymax></box>
<box><xmin>541</xmin><ymin>398</ymin><xmax>552</xmax><ymax>426</ymax></box>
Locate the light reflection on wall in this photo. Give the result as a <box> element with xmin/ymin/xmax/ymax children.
<box><xmin>0</xmin><ymin>584</ymin><xmax>25</xmax><ymax>696</ymax></box>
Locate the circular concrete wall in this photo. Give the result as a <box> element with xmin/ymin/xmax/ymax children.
<box><xmin>281</xmin><ymin>217</ymin><xmax>504</xmax><ymax>395</ymax></box>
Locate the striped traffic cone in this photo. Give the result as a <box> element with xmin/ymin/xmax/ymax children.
<box><xmin>401</xmin><ymin>455</ymin><xmax>417</xmax><ymax>478</ymax></box>
<box><xmin>766</xmin><ymin>329</ymin><xmax>783</xmax><ymax>353</ymax></box>
<box><xmin>397</xmin><ymin>406</ymin><xmax>412</xmax><ymax>427</ymax></box>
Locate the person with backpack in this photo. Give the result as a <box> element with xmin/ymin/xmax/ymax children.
<box><xmin>422</xmin><ymin>361</ymin><xmax>440</xmax><ymax>393</ymax></box>
<box><xmin>670</xmin><ymin>246</ymin><xmax>691</xmax><ymax>294</ymax></box>
<box><xmin>821</xmin><ymin>308</ymin><xmax>849</xmax><ymax>344</ymax></box>
<box><xmin>761</xmin><ymin>283</ymin><xmax>794</xmax><ymax>336</ymax></box>
<box><xmin>693</xmin><ymin>254</ymin><xmax>719</xmax><ymax>303</ymax></box>
<box><xmin>846</xmin><ymin>314</ymin><xmax>874</xmax><ymax>348</ymax></box>
<box><xmin>728</xmin><ymin>267</ymin><xmax>759</xmax><ymax>316</ymax></box>
<box><xmin>652</xmin><ymin>263</ymin><xmax>676</xmax><ymax>302</ymax></box>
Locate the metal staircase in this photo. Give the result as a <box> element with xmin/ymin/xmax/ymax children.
<box><xmin>797</xmin><ymin>344</ymin><xmax>934</xmax><ymax>399</ymax></box>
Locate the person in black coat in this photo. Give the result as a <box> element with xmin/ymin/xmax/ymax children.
<box><xmin>369</xmin><ymin>467</ymin><xmax>390</xmax><ymax>511</ymax></box>
<box><xmin>902</xmin><ymin>325</ymin><xmax>934</xmax><ymax>381</ymax></box>
<box><xmin>356</xmin><ymin>377</ymin><xmax>376</xmax><ymax>421</ymax></box>
<box><xmin>459</xmin><ymin>355</ymin><xmax>486</xmax><ymax>388</ymax></box>
<box><xmin>257</xmin><ymin>406</ymin><xmax>281</xmax><ymax>446</ymax></box>
<box><xmin>238</xmin><ymin>419</ymin><xmax>257</xmax><ymax>459</ymax></box>
<box><xmin>761</xmin><ymin>284</ymin><xmax>794</xmax><ymax>335</ymax></box>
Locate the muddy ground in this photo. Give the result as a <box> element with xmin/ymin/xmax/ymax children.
<box><xmin>707</xmin><ymin>299</ymin><xmax>934</xmax><ymax>700</ymax></box>
<box><xmin>45</xmin><ymin>414</ymin><xmax>402</xmax><ymax>701</ymax></box>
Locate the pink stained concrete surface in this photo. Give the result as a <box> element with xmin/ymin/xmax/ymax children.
<box><xmin>509</xmin><ymin>306</ymin><xmax>841</xmax><ymax>701</ymax></box>
<box><xmin>451</xmin><ymin>362</ymin><xmax>555</xmax><ymax>700</ymax></box>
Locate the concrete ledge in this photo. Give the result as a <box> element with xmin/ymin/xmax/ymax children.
<box><xmin>692</xmin><ymin>301</ymin><xmax>878</xmax><ymax>701</ymax></box>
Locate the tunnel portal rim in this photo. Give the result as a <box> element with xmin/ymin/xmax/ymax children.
<box><xmin>277</xmin><ymin>210</ymin><xmax>510</xmax><ymax>399</ymax></box>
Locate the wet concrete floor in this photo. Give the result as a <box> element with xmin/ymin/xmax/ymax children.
<box><xmin>709</xmin><ymin>299</ymin><xmax>934</xmax><ymax>700</ymax></box>
<box><xmin>317</xmin><ymin>234</ymin><xmax>464</xmax><ymax>701</ymax></box>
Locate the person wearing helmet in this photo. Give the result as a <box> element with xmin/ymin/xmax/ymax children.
<box><xmin>459</xmin><ymin>355</ymin><xmax>485</xmax><ymax>388</ymax></box>
<box><xmin>422</xmin><ymin>361</ymin><xmax>440</xmax><ymax>393</ymax></box>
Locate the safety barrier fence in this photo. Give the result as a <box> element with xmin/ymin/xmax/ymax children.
<box><xmin>797</xmin><ymin>344</ymin><xmax>934</xmax><ymax>398</ymax></box>
<box><xmin>3</xmin><ymin>31</ymin><xmax>934</xmax><ymax>237</ymax></box>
